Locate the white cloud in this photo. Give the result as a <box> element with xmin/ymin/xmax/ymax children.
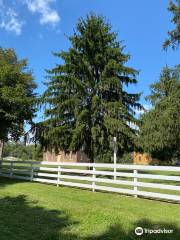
<box><xmin>0</xmin><ymin>0</ymin><xmax>60</xmax><ymax>35</ymax></box>
<box><xmin>24</xmin><ymin>0</ymin><xmax>60</xmax><ymax>26</ymax></box>
<box><xmin>0</xmin><ymin>3</ymin><xmax>23</xmax><ymax>35</ymax></box>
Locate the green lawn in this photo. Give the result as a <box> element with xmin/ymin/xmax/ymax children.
<box><xmin>0</xmin><ymin>177</ymin><xmax>180</xmax><ymax>240</ymax></box>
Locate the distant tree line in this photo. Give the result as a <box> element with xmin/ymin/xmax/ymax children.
<box><xmin>2</xmin><ymin>142</ymin><xmax>42</xmax><ymax>161</ymax></box>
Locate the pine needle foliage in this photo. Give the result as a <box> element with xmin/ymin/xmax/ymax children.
<box><xmin>163</xmin><ymin>0</ymin><xmax>180</xmax><ymax>50</ymax></box>
<box><xmin>41</xmin><ymin>14</ymin><xmax>142</xmax><ymax>162</ymax></box>
<box><xmin>139</xmin><ymin>65</ymin><xmax>180</xmax><ymax>162</ymax></box>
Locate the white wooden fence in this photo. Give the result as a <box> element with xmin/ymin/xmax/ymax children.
<box><xmin>0</xmin><ymin>160</ymin><xmax>180</xmax><ymax>202</ymax></box>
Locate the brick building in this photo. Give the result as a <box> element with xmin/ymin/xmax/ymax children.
<box><xmin>133</xmin><ymin>152</ymin><xmax>160</xmax><ymax>165</ymax></box>
<box><xmin>43</xmin><ymin>150</ymin><xmax>90</xmax><ymax>163</ymax></box>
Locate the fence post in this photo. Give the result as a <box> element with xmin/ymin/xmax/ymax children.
<box><xmin>133</xmin><ymin>169</ymin><xmax>138</xmax><ymax>198</ymax></box>
<box><xmin>92</xmin><ymin>165</ymin><xmax>96</xmax><ymax>192</ymax></box>
<box><xmin>10</xmin><ymin>162</ymin><xmax>13</xmax><ymax>178</ymax></box>
<box><xmin>30</xmin><ymin>163</ymin><xmax>34</xmax><ymax>181</ymax></box>
<box><xmin>57</xmin><ymin>165</ymin><xmax>61</xmax><ymax>187</ymax></box>
<box><xmin>114</xmin><ymin>162</ymin><xmax>117</xmax><ymax>180</ymax></box>
<box><xmin>113</xmin><ymin>137</ymin><xmax>117</xmax><ymax>180</ymax></box>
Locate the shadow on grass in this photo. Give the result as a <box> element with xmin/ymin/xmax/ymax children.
<box><xmin>0</xmin><ymin>195</ymin><xmax>79</xmax><ymax>240</ymax></box>
<box><xmin>85</xmin><ymin>219</ymin><xmax>180</xmax><ymax>240</ymax></box>
<box><xmin>0</xmin><ymin>177</ymin><xmax>27</xmax><ymax>188</ymax></box>
<box><xmin>0</xmin><ymin>194</ymin><xmax>179</xmax><ymax>240</ymax></box>
<box><xmin>0</xmin><ymin>177</ymin><xmax>179</xmax><ymax>240</ymax></box>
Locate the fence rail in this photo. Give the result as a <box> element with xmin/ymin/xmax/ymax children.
<box><xmin>0</xmin><ymin>160</ymin><xmax>180</xmax><ymax>202</ymax></box>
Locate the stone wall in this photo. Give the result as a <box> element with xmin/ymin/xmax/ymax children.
<box><xmin>43</xmin><ymin>150</ymin><xmax>89</xmax><ymax>163</ymax></box>
<box><xmin>133</xmin><ymin>152</ymin><xmax>160</xmax><ymax>165</ymax></box>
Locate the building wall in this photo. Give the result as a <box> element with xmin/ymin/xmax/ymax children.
<box><xmin>44</xmin><ymin>150</ymin><xmax>160</xmax><ymax>165</ymax></box>
<box><xmin>43</xmin><ymin>150</ymin><xmax>89</xmax><ymax>163</ymax></box>
<box><xmin>133</xmin><ymin>152</ymin><xmax>160</xmax><ymax>165</ymax></box>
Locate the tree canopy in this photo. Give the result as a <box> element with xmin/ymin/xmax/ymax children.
<box><xmin>39</xmin><ymin>14</ymin><xmax>142</xmax><ymax>162</ymax></box>
<box><xmin>138</xmin><ymin>65</ymin><xmax>180</xmax><ymax>162</ymax></box>
<box><xmin>2</xmin><ymin>142</ymin><xmax>42</xmax><ymax>161</ymax></box>
<box><xmin>0</xmin><ymin>48</ymin><xmax>37</xmax><ymax>147</ymax></box>
<box><xmin>163</xmin><ymin>0</ymin><xmax>180</xmax><ymax>49</ymax></box>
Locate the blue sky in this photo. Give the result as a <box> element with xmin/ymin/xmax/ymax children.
<box><xmin>0</xmin><ymin>0</ymin><xmax>179</xmax><ymax>122</ymax></box>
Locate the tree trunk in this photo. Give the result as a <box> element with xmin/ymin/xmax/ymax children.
<box><xmin>0</xmin><ymin>140</ymin><xmax>4</xmax><ymax>159</ymax></box>
<box><xmin>88</xmin><ymin>144</ymin><xmax>94</xmax><ymax>170</ymax></box>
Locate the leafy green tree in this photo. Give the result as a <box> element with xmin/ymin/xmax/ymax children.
<box><xmin>163</xmin><ymin>0</ymin><xmax>180</xmax><ymax>49</ymax></box>
<box><xmin>3</xmin><ymin>142</ymin><xmax>43</xmax><ymax>161</ymax></box>
<box><xmin>0</xmin><ymin>48</ymin><xmax>37</xmax><ymax>158</ymax></box>
<box><xmin>40</xmin><ymin>14</ymin><xmax>142</xmax><ymax>162</ymax></box>
<box><xmin>138</xmin><ymin>65</ymin><xmax>180</xmax><ymax>162</ymax></box>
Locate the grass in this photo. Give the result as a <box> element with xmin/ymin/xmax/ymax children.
<box><xmin>0</xmin><ymin>177</ymin><xmax>180</xmax><ymax>240</ymax></box>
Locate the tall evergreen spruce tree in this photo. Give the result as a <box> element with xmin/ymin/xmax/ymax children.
<box><xmin>138</xmin><ymin>65</ymin><xmax>180</xmax><ymax>162</ymax></box>
<box><xmin>41</xmin><ymin>14</ymin><xmax>142</xmax><ymax>162</ymax></box>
